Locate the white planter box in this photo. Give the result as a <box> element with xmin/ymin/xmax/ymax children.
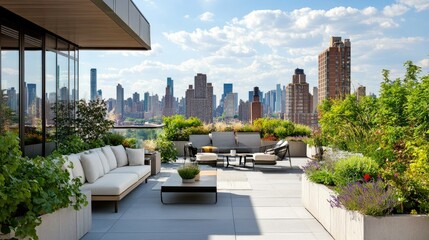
<box><xmin>302</xmin><ymin>176</ymin><xmax>429</xmax><ymax>240</ymax></box>
<box><xmin>306</xmin><ymin>144</ymin><xmax>318</xmax><ymax>159</ymax></box>
<box><xmin>36</xmin><ymin>190</ymin><xmax>92</xmax><ymax>240</ymax></box>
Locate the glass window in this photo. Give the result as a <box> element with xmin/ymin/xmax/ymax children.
<box><xmin>23</xmin><ymin>32</ymin><xmax>43</xmax><ymax>157</ymax></box>
<box><xmin>0</xmin><ymin>25</ymin><xmax>20</xmax><ymax>136</ymax></box>
<box><xmin>45</xmin><ymin>34</ymin><xmax>57</xmax><ymax>152</ymax></box>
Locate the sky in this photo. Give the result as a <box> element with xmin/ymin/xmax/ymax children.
<box><xmin>79</xmin><ymin>0</ymin><xmax>429</xmax><ymax>104</ymax></box>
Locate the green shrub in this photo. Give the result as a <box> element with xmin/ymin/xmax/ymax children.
<box><xmin>155</xmin><ymin>134</ymin><xmax>177</xmax><ymax>163</ymax></box>
<box><xmin>103</xmin><ymin>132</ymin><xmax>126</xmax><ymax>146</ymax></box>
<box><xmin>309</xmin><ymin>169</ymin><xmax>335</xmax><ymax>185</ymax></box>
<box><xmin>123</xmin><ymin>138</ymin><xmax>137</xmax><ymax>148</ymax></box>
<box><xmin>292</xmin><ymin>124</ymin><xmax>311</xmax><ymax>136</ymax></box>
<box><xmin>177</xmin><ymin>163</ymin><xmax>200</xmax><ymax>179</ymax></box>
<box><xmin>333</xmin><ymin>156</ymin><xmax>379</xmax><ymax>187</ymax></box>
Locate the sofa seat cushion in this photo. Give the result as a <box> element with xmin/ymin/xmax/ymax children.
<box><xmin>109</xmin><ymin>166</ymin><xmax>151</xmax><ymax>179</ymax></box>
<box><xmin>196</xmin><ymin>153</ymin><xmax>218</xmax><ymax>161</ymax></box>
<box><xmin>80</xmin><ymin>173</ymin><xmax>138</xmax><ymax>195</ymax></box>
<box><xmin>253</xmin><ymin>153</ymin><xmax>277</xmax><ymax>161</ymax></box>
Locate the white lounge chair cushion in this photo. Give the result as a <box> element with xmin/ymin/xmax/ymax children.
<box><xmin>80</xmin><ymin>152</ymin><xmax>104</xmax><ymax>183</ymax></box>
<box><xmin>126</xmin><ymin>148</ymin><xmax>145</xmax><ymax>166</ymax></box>
<box><xmin>111</xmin><ymin>145</ymin><xmax>128</xmax><ymax>167</ymax></box>
<box><xmin>253</xmin><ymin>153</ymin><xmax>277</xmax><ymax>161</ymax></box>
<box><xmin>109</xmin><ymin>165</ymin><xmax>151</xmax><ymax>179</ymax></box>
<box><xmin>101</xmin><ymin>146</ymin><xmax>118</xmax><ymax>170</ymax></box>
<box><xmin>66</xmin><ymin>154</ymin><xmax>85</xmax><ymax>185</ymax></box>
<box><xmin>196</xmin><ymin>153</ymin><xmax>218</xmax><ymax>161</ymax></box>
<box><xmin>80</xmin><ymin>173</ymin><xmax>138</xmax><ymax>195</ymax></box>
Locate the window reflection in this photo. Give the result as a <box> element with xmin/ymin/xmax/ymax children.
<box><xmin>0</xmin><ymin>25</ymin><xmax>19</xmax><ymax>135</ymax></box>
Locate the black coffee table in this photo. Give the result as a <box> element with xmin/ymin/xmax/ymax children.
<box><xmin>218</xmin><ymin>153</ymin><xmax>253</xmax><ymax>167</ymax></box>
<box><xmin>160</xmin><ymin>170</ymin><xmax>217</xmax><ymax>204</ymax></box>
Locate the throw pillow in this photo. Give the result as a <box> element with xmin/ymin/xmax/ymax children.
<box><xmin>126</xmin><ymin>148</ymin><xmax>145</xmax><ymax>166</ymax></box>
<box><xmin>101</xmin><ymin>146</ymin><xmax>118</xmax><ymax>170</ymax></box>
<box><xmin>111</xmin><ymin>145</ymin><xmax>128</xmax><ymax>167</ymax></box>
<box><xmin>80</xmin><ymin>152</ymin><xmax>104</xmax><ymax>183</ymax></box>
<box><xmin>66</xmin><ymin>154</ymin><xmax>86</xmax><ymax>185</ymax></box>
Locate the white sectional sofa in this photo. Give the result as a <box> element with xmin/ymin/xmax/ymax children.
<box><xmin>66</xmin><ymin>145</ymin><xmax>151</xmax><ymax>212</ymax></box>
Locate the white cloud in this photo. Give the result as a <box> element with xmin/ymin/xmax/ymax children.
<box><xmin>399</xmin><ymin>0</ymin><xmax>429</xmax><ymax>11</ymax></box>
<box><xmin>105</xmin><ymin>43</ymin><xmax>163</xmax><ymax>57</ymax></box>
<box><xmin>419</xmin><ymin>58</ymin><xmax>429</xmax><ymax>67</ymax></box>
<box><xmin>184</xmin><ymin>15</ymin><xmax>190</xmax><ymax>19</ymax></box>
<box><xmin>199</xmin><ymin>11</ymin><xmax>215</xmax><ymax>22</ymax></box>
<box><xmin>383</xmin><ymin>3</ymin><xmax>409</xmax><ymax>16</ymax></box>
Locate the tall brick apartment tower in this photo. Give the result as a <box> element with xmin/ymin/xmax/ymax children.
<box><xmin>318</xmin><ymin>36</ymin><xmax>351</xmax><ymax>103</ymax></box>
<box><xmin>251</xmin><ymin>87</ymin><xmax>262</xmax><ymax>123</ymax></box>
<box><xmin>185</xmin><ymin>73</ymin><xmax>213</xmax><ymax>123</ymax></box>
<box><xmin>285</xmin><ymin>68</ymin><xmax>316</xmax><ymax>126</ymax></box>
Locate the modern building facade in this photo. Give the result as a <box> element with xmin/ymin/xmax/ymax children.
<box><xmin>238</xmin><ymin>100</ymin><xmax>251</xmax><ymax>122</ymax></box>
<box><xmin>90</xmin><ymin>68</ymin><xmax>97</xmax><ymax>100</ymax></box>
<box><xmin>0</xmin><ymin>1</ymin><xmax>150</xmax><ymax>157</ymax></box>
<box><xmin>285</xmin><ymin>68</ymin><xmax>317</xmax><ymax>126</ymax></box>
<box><xmin>357</xmin><ymin>85</ymin><xmax>366</xmax><ymax>101</ymax></box>
<box><xmin>116</xmin><ymin>84</ymin><xmax>124</xmax><ymax>120</ymax></box>
<box><xmin>251</xmin><ymin>87</ymin><xmax>262</xmax><ymax>123</ymax></box>
<box><xmin>185</xmin><ymin>73</ymin><xmax>213</xmax><ymax>123</ymax></box>
<box><xmin>318</xmin><ymin>36</ymin><xmax>351</xmax><ymax>103</ymax></box>
<box><xmin>163</xmin><ymin>78</ymin><xmax>174</xmax><ymax>117</ymax></box>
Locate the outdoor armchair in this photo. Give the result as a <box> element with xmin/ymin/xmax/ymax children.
<box><xmin>251</xmin><ymin>140</ymin><xmax>291</xmax><ymax>169</ymax></box>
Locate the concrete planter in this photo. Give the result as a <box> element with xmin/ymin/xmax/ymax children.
<box><xmin>173</xmin><ymin>141</ymin><xmax>188</xmax><ymax>157</ymax></box>
<box><xmin>287</xmin><ymin>141</ymin><xmax>307</xmax><ymax>157</ymax></box>
<box><xmin>302</xmin><ymin>176</ymin><xmax>429</xmax><ymax>240</ymax></box>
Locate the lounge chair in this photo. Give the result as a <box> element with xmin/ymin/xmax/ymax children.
<box><xmin>251</xmin><ymin>140</ymin><xmax>291</xmax><ymax>169</ymax></box>
<box><xmin>236</xmin><ymin>132</ymin><xmax>262</xmax><ymax>153</ymax></box>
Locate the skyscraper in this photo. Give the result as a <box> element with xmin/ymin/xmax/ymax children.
<box><xmin>251</xmin><ymin>87</ymin><xmax>262</xmax><ymax>123</ymax></box>
<box><xmin>163</xmin><ymin>78</ymin><xmax>174</xmax><ymax>117</ymax></box>
<box><xmin>275</xmin><ymin>84</ymin><xmax>282</xmax><ymax>113</ymax></box>
<box><xmin>133</xmin><ymin>92</ymin><xmax>140</xmax><ymax>102</ymax></box>
<box><xmin>318</xmin><ymin>36</ymin><xmax>351</xmax><ymax>103</ymax></box>
<box><xmin>143</xmin><ymin>92</ymin><xmax>149</xmax><ymax>112</ymax></box>
<box><xmin>167</xmin><ymin>77</ymin><xmax>174</xmax><ymax>97</ymax></box>
<box><xmin>27</xmin><ymin>83</ymin><xmax>36</xmax><ymax>109</ymax></box>
<box><xmin>357</xmin><ymin>85</ymin><xmax>366</xmax><ymax>101</ymax></box>
<box><xmin>185</xmin><ymin>73</ymin><xmax>213</xmax><ymax>123</ymax></box>
<box><xmin>285</xmin><ymin>68</ymin><xmax>315</xmax><ymax>126</ymax></box>
<box><xmin>97</xmin><ymin>89</ymin><xmax>102</xmax><ymax>100</ymax></box>
<box><xmin>116</xmin><ymin>84</ymin><xmax>124</xmax><ymax>119</ymax></box>
<box><xmin>238</xmin><ymin>100</ymin><xmax>251</xmax><ymax>122</ymax></box>
<box><xmin>224</xmin><ymin>93</ymin><xmax>235</xmax><ymax>119</ymax></box>
<box><xmin>223</xmin><ymin>83</ymin><xmax>233</xmax><ymax>97</ymax></box>
<box><xmin>90</xmin><ymin>68</ymin><xmax>97</xmax><ymax>100</ymax></box>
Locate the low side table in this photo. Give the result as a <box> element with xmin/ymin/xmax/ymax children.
<box><xmin>160</xmin><ymin>170</ymin><xmax>217</xmax><ymax>204</ymax></box>
<box><xmin>144</xmin><ymin>151</ymin><xmax>161</xmax><ymax>175</ymax></box>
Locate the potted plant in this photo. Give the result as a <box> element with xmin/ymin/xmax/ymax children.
<box><xmin>177</xmin><ymin>163</ymin><xmax>200</xmax><ymax>183</ymax></box>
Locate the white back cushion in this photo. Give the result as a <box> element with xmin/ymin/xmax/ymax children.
<box><xmin>89</xmin><ymin>149</ymin><xmax>110</xmax><ymax>174</ymax></box>
<box><xmin>101</xmin><ymin>146</ymin><xmax>118</xmax><ymax>170</ymax></box>
<box><xmin>126</xmin><ymin>148</ymin><xmax>145</xmax><ymax>166</ymax></box>
<box><xmin>111</xmin><ymin>145</ymin><xmax>128</xmax><ymax>167</ymax></box>
<box><xmin>80</xmin><ymin>152</ymin><xmax>104</xmax><ymax>183</ymax></box>
<box><xmin>67</xmin><ymin>154</ymin><xmax>86</xmax><ymax>185</ymax></box>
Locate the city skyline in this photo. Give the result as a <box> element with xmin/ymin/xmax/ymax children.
<box><xmin>79</xmin><ymin>0</ymin><xmax>429</xmax><ymax>103</ymax></box>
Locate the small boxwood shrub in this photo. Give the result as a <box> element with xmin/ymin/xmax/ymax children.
<box><xmin>333</xmin><ymin>156</ymin><xmax>379</xmax><ymax>187</ymax></box>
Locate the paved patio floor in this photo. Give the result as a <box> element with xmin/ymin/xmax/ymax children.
<box><xmin>81</xmin><ymin>157</ymin><xmax>333</xmax><ymax>240</ymax></box>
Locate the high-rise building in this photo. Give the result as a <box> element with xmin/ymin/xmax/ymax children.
<box><xmin>163</xmin><ymin>78</ymin><xmax>174</xmax><ymax>117</ymax></box>
<box><xmin>275</xmin><ymin>84</ymin><xmax>282</xmax><ymax>113</ymax></box>
<box><xmin>223</xmin><ymin>83</ymin><xmax>233</xmax><ymax>97</ymax></box>
<box><xmin>238</xmin><ymin>100</ymin><xmax>251</xmax><ymax>122</ymax></box>
<box><xmin>251</xmin><ymin>87</ymin><xmax>262</xmax><ymax>123</ymax></box>
<box><xmin>27</xmin><ymin>83</ymin><xmax>36</xmax><ymax>111</ymax></box>
<box><xmin>312</xmin><ymin>87</ymin><xmax>318</xmax><ymax>113</ymax></box>
<box><xmin>143</xmin><ymin>92</ymin><xmax>150</xmax><ymax>112</ymax></box>
<box><xmin>167</xmin><ymin>77</ymin><xmax>174</xmax><ymax>97</ymax></box>
<box><xmin>285</xmin><ymin>68</ymin><xmax>316</xmax><ymax>126</ymax></box>
<box><xmin>97</xmin><ymin>89</ymin><xmax>102</xmax><ymax>100</ymax></box>
<box><xmin>318</xmin><ymin>36</ymin><xmax>351</xmax><ymax>103</ymax></box>
<box><xmin>224</xmin><ymin>93</ymin><xmax>235</xmax><ymax>119</ymax></box>
<box><xmin>248</xmin><ymin>91</ymin><xmax>254</xmax><ymax>102</ymax></box>
<box><xmin>90</xmin><ymin>68</ymin><xmax>97</xmax><ymax>100</ymax></box>
<box><xmin>185</xmin><ymin>73</ymin><xmax>213</xmax><ymax>123</ymax></box>
<box><xmin>133</xmin><ymin>92</ymin><xmax>140</xmax><ymax>102</ymax></box>
<box><xmin>116</xmin><ymin>84</ymin><xmax>124</xmax><ymax>119</ymax></box>
<box><xmin>357</xmin><ymin>85</ymin><xmax>366</xmax><ymax>101</ymax></box>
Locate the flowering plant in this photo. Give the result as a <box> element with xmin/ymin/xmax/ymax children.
<box><xmin>329</xmin><ymin>179</ymin><xmax>399</xmax><ymax>216</ymax></box>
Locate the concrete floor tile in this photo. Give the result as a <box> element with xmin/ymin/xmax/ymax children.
<box><xmin>89</xmin><ymin>219</ymin><xmax>117</xmax><ymax>233</ymax></box>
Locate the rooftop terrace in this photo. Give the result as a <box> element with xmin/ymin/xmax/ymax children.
<box><xmin>82</xmin><ymin>157</ymin><xmax>332</xmax><ymax>240</ymax></box>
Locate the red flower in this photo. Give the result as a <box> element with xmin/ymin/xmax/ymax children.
<box><xmin>364</xmin><ymin>174</ymin><xmax>371</xmax><ymax>182</ymax></box>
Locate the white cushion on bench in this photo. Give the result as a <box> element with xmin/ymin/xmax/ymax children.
<box><xmin>196</xmin><ymin>153</ymin><xmax>218</xmax><ymax>161</ymax></box>
<box><xmin>80</xmin><ymin>173</ymin><xmax>138</xmax><ymax>195</ymax></box>
<box><xmin>109</xmin><ymin>165</ymin><xmax>151</xmax><ymax>179</ymax></box>
<box><xmin>253</xmin><ymin>153</ymin><xmax>277</xmax><ymax>161</ymax></box>
<box><xmin>102</xmin><ymin>146</ymin><xmax>118</xmax><ymax>170</ymax></box>
<box><xmin>66</xmin><ymin>154</ymin><xmax>85</xmax><ymax>185</ymax></box>
<box><xmin>80</xmin><ymin>152</ymin><xmax>104</xmax><ymax>183</ymax></box>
